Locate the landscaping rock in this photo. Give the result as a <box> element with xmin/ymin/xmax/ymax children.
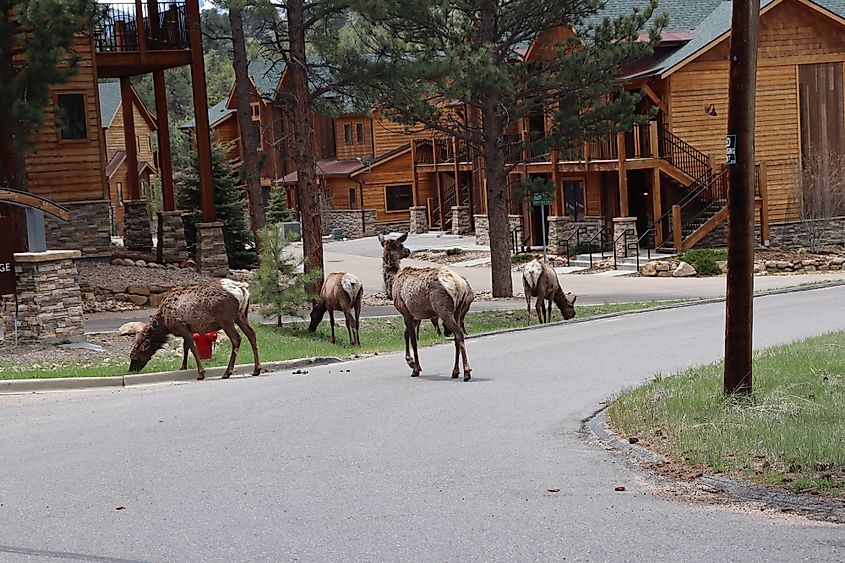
<box><xmin>673</xmin><ymin>261</ymin><xmax>697</xmax><ymax>277</ymax></box>
<box><xmin>111</xmin><ymin>258</ymin><xmax>123</xmax><ymax>266</ymax></box>
<box><xmin>135</xmin><ymin>260</ymin><xmax>148</xmax><ymax>268</ymax></box>
<box><xmin>119</xmin><ymin>322</ymin><xmax>146</xmax><ymax>336</ymax></box>
<box><xmin>148</xmin><ymin>293</ymin><xmax>164</xmax><ymax>308</ymax></box>
<box><xmin>655</xmin><ymin>261</ymin><xmax>671</xmax><ymax>272</ymax></box>
<box><xmin>127</xmin><ymin>294</ymin><xmax>148</xmax><ymax>306</ymax></box>
<box><xmin>640</xmin><ymin>261</ymin><xmax>658</xmax><ymax>277</ymax></box>
<box><xmin>121</xmin><ymin>258</ymin><xmax>135</xmax><ymax>267</ymax></box>
<box><xmin>128</xmin><ymin>285</ymin><xmax>151</xmax><ymax>296</ymax></box>
<box><xmin>180</xmin><ymin>258</ymin><xmax>197</xmax><ymax>269</ymax></box>
<box><xmin>718</xmin><ymin>260</ymin><xmax>729</xmax><ymax>274</ymax></box>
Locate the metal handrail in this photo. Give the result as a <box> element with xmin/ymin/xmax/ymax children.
<box><xmin>661</xmin><ymin>129</ymin><xmax>711</xmax><ymax>183</ymax></box>
<box><xmin>94</xmin><ymin>1</ymin><xmax>189</xmax><ymax>53</ymax></box>
<box><xmin>584</xmin><ymin>227</ymin><xmax>611</xmax><ymax>268</ymax></box>
<box><xmin>562</xmin><ymin>226</ymin><xmax>587</xmax><ymax>266</ymax></box>
<box><xmin>611</xmin><ymin>227</ymin><xmax>637</xmax><ymax>270</ymax></box>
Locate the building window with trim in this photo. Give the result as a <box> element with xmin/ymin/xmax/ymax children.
<box><xmin>344</xmin><ymin>123</ymin><xmax>353</xmax><ymax>145</ymax></box>
<box><xmin>349</xmin><ymin>187</ymin><xmax>357</xmax><ymax>209</ymax></box>
<box><xmin>356</xmin><ymin>122</ymin><xmax>365</xmax><ymax>144</ymax></box>
<box><xmin>251</xmin><ymin>102</ymin><xmax>260</xmax><ymax>121</ymax></box>
<box><xmin>563</xmin><ymin>179</ymin><xmax>586</xmax><ymax>221</ymax></box>
<box><xmin>117</xmin><ymin>182</ymin><xmax>124</xmax><ymax>207</ymax></box>
<box><xmin>56</xmin><ymin>93</ymin><xmax>87</xmax><ymax>140</ymax></box>
<box><xmin>385</xmin><ymin>184</ymin><xmax>413</xmax><ymax>212</ymax></box>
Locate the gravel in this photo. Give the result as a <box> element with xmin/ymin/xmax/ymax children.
<box><xmin>77</xmin><ymin>262</ymin><xmax>214</xmax><ymax>292</ymax></box>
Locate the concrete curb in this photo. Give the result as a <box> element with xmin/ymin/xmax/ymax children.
<box><xmin>584</xmin><ymin>407</ymin><xmax>845</xmax><ymax>523</ymax></box>
<box><xmin>0</xmin><ymin>357</ymin><xmax>343</xmax><ymax>395</ymax></box>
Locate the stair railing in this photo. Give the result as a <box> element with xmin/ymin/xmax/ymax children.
<box><xmin>661</xmin><ymin>129</ymin><xmax>712</xmax><ymax>184</ymax></box>
<box><xmin>562</xmin><ymin>226</ymin><xmax>587</xmax><ymax>266</ymax></box>
<box><xmin>585</xmin><ymin>227</ymin><xmax>612</xmax><ymax>268</ymax></box>
<box><xmin>611</xmin><ymin>227</ymin><xmax>638</xmax><ymax>270</ymax></box>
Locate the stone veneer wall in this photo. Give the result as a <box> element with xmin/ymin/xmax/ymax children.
<box><xmin>409</xmin><ymin>206</ymin><xmax>428</xmax><ymax>234</ymax></box>
<box><xmin>613</xmin><ymin>217</ymin><xmax>638</xmax><ymax>258</ymax></box>
<box><xmin>156</xmin><ymin>211</ymin><xmax>188</xmax><ymax>264</ymax></box>
<box><xmin>45</xmin><ymin>200</ymin><xmax>112</xmax><ymax>258</ymax></box>
<box><xmin>697</xmin><ymin>216</ymin><xmax>845</xmax><ymax>250</ymax></box>
<box><xmin>474</xmin><ymin>214</ymin><xmax>524</xmax><ymax>247</ymax></box>
<box><xmin>196</xmin><ymin>222</ymin><xmax>230</xmax><ymax>277</ymax></box>
<box><xmin>321</xmin><ymin>209</ymin><xmax>378</xmax><ymax>238</ymax></box>
<box><xmin>451</xmin><ymin>206</ymin><xmax>471</xmax><ymax>235</ymax></box>
<box><xmin>375</xmin><ymin>220</ymin><xmax>410</xmax><ymax>234</ymax></box>
<box><xmin>13</xmin><ymin>250</ymin><xmax>85</xmax><ymax>343</ymax></box>
<box><xmin>124</xmin><ymin>199</ymin><xmax>154</xmax><ymax>253</ymax></box>
<box><xmin>0</xmin><ymin>294</ymin><xmax>15</xmax><ymax>342</ymax></box>
<box><xmin>547</xmin><ymin>216</ymin><xmax>574</xmax><ymax>253</ymax></box>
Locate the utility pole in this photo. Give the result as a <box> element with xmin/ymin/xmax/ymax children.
<box><xmin>724</xmin><ymin>0</ymin><xmax>760</xmax><ymax>395</ymax></box>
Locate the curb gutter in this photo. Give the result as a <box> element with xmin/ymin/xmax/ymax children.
<box><xmin>0</xmin><ymin>357</ymin><xmax>343</xmax><ymax>395</ymax></box>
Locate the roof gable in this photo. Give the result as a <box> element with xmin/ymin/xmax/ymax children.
<box><xmin>98</xmin><ymin>81</ymin><xmax>158</xmax><ymax>131</ymax></box>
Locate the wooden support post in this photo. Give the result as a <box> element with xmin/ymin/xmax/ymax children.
<box><xmin>649</xmin><ymin>120</ymin><xmax>659</xmax><ymax>159</ymax></box>
<box><xmin>453</xmin><ymin>137</ymin><xmax>461</xmax><ymax>205</ymax></box>
<box><xmin>672</xmin><ymin>204</ymin><xmax>682</xmax><ymax>251</ymax></box>
<box><xmin>617</xmin><ymin>132</ymin><xmax>629</xmax><ymax>217</ymax></box>
<box><xmin>551</xmin><ymin>149</ymin><xmax>562</xmax><ymax>216</ymax></box>
<box><xmin>135</xmin><ymin>0</ymin><xmax>147</xmax><ymax>55</ymax></box>
<box><xmin>410</xmin><ymin>141</ymin><xmax>419</xmax><ymax>206</ymax></box>
<box><xmin>153</xmin><ymin>69</ymin><xmax>175</xmax><ymax>211</ymax></box>
<box><xmin>120</xmin><ymin>77</ymin><xmax>140</xmax><ymax>201</ymax></box>
<box><xmin>652</xmin><ymin>166</ymin><xmax>663</xmax><ymax>246</ymax></box>
<box><xmin>186</xmin><ymin>0</ymin><xmax>215</xmax><ymax>222</ymax></box>
<box><xmin>759</xmin><ymin>161</ymin><xmax>769</xmax><ymax>244</ymax></box>
<box><xmin>149</xmin><ymin>0</ymin><xmax>160</xmax><ymax>48</ymax></box>
<box><xmin>435</xmin><ymin>169</ymin><xmax>444</xmax><ymax>230</ymax></box>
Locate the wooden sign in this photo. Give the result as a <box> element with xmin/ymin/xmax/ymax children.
<box><xmin>0</xmin><ymin>215</ymin><xmax>16</xmax><ymax>295</ymax></box>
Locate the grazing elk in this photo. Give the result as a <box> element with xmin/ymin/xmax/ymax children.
<box><xmin>129</xmin><ymin>279</ymin><xmax>261</xmax><ymax>380</ymax></box>
<box><xmin>522</xmin><ymin>259</ymin><xmax>577</xmax><ymax>325</ymax></box>
<box><xmin>308</xmin><ymin>272</ymin><xmax>364</xmax><ymax>346</ymax></box>
<box><xmin>379</xmin><ymin>232</ymin><xmax>474</xmax><ymax>381</ymax></box>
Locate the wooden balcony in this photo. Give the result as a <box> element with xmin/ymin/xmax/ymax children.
<box><xmin>93</xmin><ymin>1</ymin><xmax>193</xmax><ymax>77</ymax></box>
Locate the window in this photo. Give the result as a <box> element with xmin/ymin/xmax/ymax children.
<box><xmin>563</xmin><ymin>180</ymin><xmax>586</xmax><ymax>221</ymax></box>
<box><xmin>251</xmin><ymin>102</ymin><xmax>260</xmax><ymax>122</ymax></box>
<box><xmin>136</xmin><ymin>135</ymin><xmax>140</xmax><ymax>150</ymax></box>
<box><xmin>349</xmin><ymin>187</ymin><xmax>357</xmax><ymax>209</ymax></box>
<box><xmin>141</xmin><ymin>180</ymin><xmax>148</xmax><ymax>198</ymax></box>
<box><xmin>385</xmin><ymin>184</ymin><xmax>413</xmax><ymax>212</ymax></box>
<box><xmin>356</xmin><ymin>122</ymin><xmax>365</xmax><ymax>144</ymax></box>
<box><xmin>148</xmin><ymin>136</ymin><xmax>153</xmax><ymax>152</ymax></box>
<box><xmin>117</xmin><ymin>182</ymin><xmax>124</xmax><ymax>207</ymax></box>
<box><xmin>344</xmin><ymin>123</ymin><xmax>353</xmax><ymax>144</ymax></box>
<box><xmin>56</xmin><ymin>93</ymin><xmax>87</xmax><ymax>140</ymax></box>
<box><xmin>251</xmin><ymin>121</ymin><xmax>262</xmax><ymax>147</ymax></box>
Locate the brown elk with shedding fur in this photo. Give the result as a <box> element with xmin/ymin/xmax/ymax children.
<box><xmin>129</xmin><ymin>279</ymin><xmax>261</xmax><ymax>380</ymax></box>
<box><xmin>379</xmin><ymin>232</ymin><xmax>474</xmax><ymax>381</ymax></box>
<box><xmin>522</xmin><ymin>259</ymin><xmax>577</xmax><ymax>325</ymax></box>
<box><xmin>308</xmin><ymin>272</ymin><xmax>363</xmax><ymax>346</ymax></box>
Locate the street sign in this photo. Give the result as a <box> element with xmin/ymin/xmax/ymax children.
<box><xmin>0</xmin><ymin>216</ymin><xmax>16</xmax><ymax>295</ymax></box>
<box><xmin>532</xmin><ymin>192</ymin><xmax>552</xmax><ymax>206</ymax></box>
<box><xmin>726</xmin><ymin>134</ymin><xmax>737</xmax><ymax>165</ymax></box>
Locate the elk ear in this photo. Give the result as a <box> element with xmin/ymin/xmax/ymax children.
<box><xmin>396</xmin><ymin>232</ymin><xmax>408</xmax><ymax>243</ymax></box>
<box><xmin>378</xmin><ymin>233</ymin><xmax>386</xmax><ymax>245</ymax></box>
<box><xmin>139</xmin><ymin>339</ymin><xmax>151</xmax><ymax>351</ymax></box>
<box><xmin>569</xmin><ymin>293</ymin><xmax>577</xmax><ymax>304</ymax></box>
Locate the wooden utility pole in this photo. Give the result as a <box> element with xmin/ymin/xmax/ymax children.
<box><xmin>724</xmin><ymin>0</ymin><xmax>760</xmax><ymax>395</ymax></box>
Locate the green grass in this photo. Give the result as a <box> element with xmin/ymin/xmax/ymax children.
<box><xmin>608</xmin><ymin>331</ymin><xmax>845</xmax><ymax>497</ymax></box>
<box><xmin>0</xmin><ymin>301</ymin><xmax>680</xmax><ymax>380</ymax></box>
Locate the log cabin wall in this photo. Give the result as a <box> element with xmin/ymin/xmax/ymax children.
<box><xmin>372</xmin><ymin>109</ymin><xmax>429</xmax><ymax>156</ymax></box>
<box><xmin>334</xmin><ymin>116</ymin><xmax>373</xmax><ymax>160</ymax></box>
<box><xmin>354</xmin><ymin>150</ymin><xmax>420</xmax><ymax>223</ymax></box>
<box><xmin>103</xmin><ymin>91</ymin><xmax>158</xmax><ymax>194</ymax></box>
<box><xmin>24</xmin><ymin>34</ymin><xmax>108</xmax><ymax>204</ymax></box>
<box><xmin>667</xmin><ymin>0</ymin><xmax>845</xmax><ymax>222</ymax></box>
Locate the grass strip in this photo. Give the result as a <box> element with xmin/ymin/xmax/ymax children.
<box><xmin>608</xmin><ymin>331</ymin><xmax>845</xmax><ymax>497</ymax></box>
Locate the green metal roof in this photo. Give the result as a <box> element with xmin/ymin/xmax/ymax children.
<box><xmin>180</xmin><ymin>98</ymin><xmax>235</xmax><ymax>130</ymax></box>
<box><xmin>249</xmin><ymin>60</ymin><xmax>285</xmax><ymax>97</ymax></box>
<box><xmin>98</xmin><ymin>82</ymin><xmax>122</xmax><ymax>128</ymax></box>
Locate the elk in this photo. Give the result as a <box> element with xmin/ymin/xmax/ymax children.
<box><xmin>308</xmin><ymin>272</ymin><xmax>364</xmax><ymax>346</ymax></box>
<box><xmin>522</xmin><ymin>259</ymin><xmax>577</xmax><ymax>325</ymax></box>
<box><xmin>129</xmin><ymin>279</ymin><xmax>261</xmax><ymax>380</ymax></box>
<box><xmin>379</xmin><ymin>232</ymin><xmax>474</xmax><ymax>381</ymax></box>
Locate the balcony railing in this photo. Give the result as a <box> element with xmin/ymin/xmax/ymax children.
<box><xmin>414</xmin><ymin>138</ymin><xmax>471</xmax><ymax>165</ymax></box>
<box><xmin>94</xmin><ymin>2</ymin><xmax>190</xmax><ymax>53</ymax></box>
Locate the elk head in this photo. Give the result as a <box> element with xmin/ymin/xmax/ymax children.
<box><xmin>308</xmin><ymin>300</ymin><xmax>328</xmax><ymax>332</ymax></box>
<box><xmin>378</xmin><ymin>232</ymin><xmax>411</xmax><ymax>263</ymax></box>
<box><xmin>128</xmin><ymin>318</ymin><xmax>170</xmax><ymax>373</ymax></box>
<box><xmin>554</xmin><ymin>291</ymin><xmax>577</xmax><ymax>320</ymax></box>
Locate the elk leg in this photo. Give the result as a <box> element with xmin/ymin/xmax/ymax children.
<box><xmin>328</xmin><ymin>309</ymin><xmax>336</xmax><ymax>344</ymax></box>
<box><xmin>404</xmin><ymin>317</ymin><xmax>421</xmax><ymax>376</ymax></box>
<box><xmin>525</xmin><ymin>292</ymin><xmax>532</xmax><ymax>326</ymax></box>
<box><xmin>180</xmin><ymin>339</ymin><xmax>189</xmax><ymax>371</ymax></box>
<box><xmin>535</xmin><ymin>298</ymin><xmax>544</xmax><ymax>324</ymax></box>
<box><xmin>344</xmin><ymin>310</ymin><xmax>356</xmax><ymax>346</ymax></box>
<box><xmin>442</xmin><ymin>314</ymin><xmax>470</xmax><ymax>381</ymax></box>
<box><xmin>175</xmin><ymin>329</ymin><xmax>205</xmax><ymax>380</ymax></box>
<box><xmin>432</xmin><ymin>318</ymin><xmax>442</xmax><ymax>336</ymax></box>
<box><xmin>354</xmin><ymin>297</ymin><xmax>362</xmax><ymax>346</ymax></box>
<box><xmin>235</xmin><ymin>316</ymin><xmax>262</xmax><ymax>375</ymax></box>
<box><xmin>547</xmin><ymin>298</ymin><xmax>553</xmax><ymax>323</ymax></box>
<box><xmin>220</xmin><ymin>322</ymin><xmax>241</xmax><ymax>378</ymax></box>
<box><xmin>404</xmin><ymin>325</ymin><xmax>415</xmax><ymax>369</ymax></box>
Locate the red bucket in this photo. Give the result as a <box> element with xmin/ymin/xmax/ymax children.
<box><xmin>192</xmin><ymin>332</ymin><xmax>218</xmax><ymax>360</ymax></box>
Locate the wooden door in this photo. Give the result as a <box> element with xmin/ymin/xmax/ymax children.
<box><xmin>799</xmin><ymin>63</ymin><xmax>845</xmax><ymax>170</ymax></box>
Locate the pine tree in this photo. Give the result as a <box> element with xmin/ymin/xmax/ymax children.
<box><xmin>266</xmin><ymin>186</ymin><xmax>294</xmax><ymax>224</ymax></box>
<box><xmin>350</xmin><ymin>0</ymin><xmax>665</xmax><ymax>296</ymax></box>
<box><xmin>179</xmin><ymin>142</ymin><xmax>257</xmax><ymax>268</ymax></box>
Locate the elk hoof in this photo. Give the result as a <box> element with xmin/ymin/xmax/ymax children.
<box><xmin>252</xmin><ymin>368</ymin><xmax>262</xmax><ymax>376</ymax></box>
<box><xmin>411</xmin><ymin>370</ymin><xmax>420</xmax><ymax>377</ymax></box>
<box><xmin>222</xmin><ymin>371</ymin><xmax>232</xmax><ymax>379</ymax></box>
<box><xmin>451</xmin><ymin>370</ymin><xmax>460</xmax><ymax>379</ymax></box>
<box><xmin>463</xmin><ymin>372</ymin><xmax>472</xmax><ymax>382</ymax></box>
<box><xmin>405</xmin><ymin>358</ymin><xmax>415</xmax><ymax>369</ymax></box>
<box><xmin>196</xmin><ymin>372</ymin><xmax>205</xmax><ymax>380</ymax></box>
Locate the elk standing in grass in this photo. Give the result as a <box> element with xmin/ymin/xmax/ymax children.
<box><xmin>522</xmin><ymin>259</ymin><xmax>577</xmax><ymax>325</ymax></box>
<box><xmin>379</xmin><ymin>233</ymin><xmax>474</xmax><ymax>381</ymax></box>
<box><xmin>129</xmin><ymin>279</ymin><xmax>261</xmax><ymax>379</ymax></box>
<box><xmin>309</xmin><ymin>272</ymin><xmax>363</xmax><ymax>346</ymax></box>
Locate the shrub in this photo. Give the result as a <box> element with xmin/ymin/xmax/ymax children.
<box><xmin>567</xmin><ymin>243</ymin><xmax>603</xmax><ymax>256</ymax></box>
<box><xmin>682</xmin><ymin>248</ymin><xmax>727</xmax><ymax>276</ymax></box>
<box><xmin>446</xmin><ymin>247</ymin><xmax>464</xmax><ymax>256</ymax></box>
<box><xmin>511</xmin><ymin>252</ymin><xmax>536</xmax><ymax>263</ymax></box>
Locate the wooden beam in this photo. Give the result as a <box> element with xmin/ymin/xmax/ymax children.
<box><xmin>453</xmin><ymin>137</ymin><xmax>461</xmax><ymax>205</ymax></box>
<box><xmin>0</xmin><ymin>189</ymin><xmax>71</xmax><ymax>221</ymax></box>
<box><xmin>410</xmin><ymin>141</ymin><xmax>419</xmax><ymax>206</ymax></box>
<box><xmin>683</xmin><ymin>206</ymin><xmax>728</xmax><ymax>251</ymax></box>
<box><xmin>758</xmin><ymin>162</ymin><xmax>769</xmax><ymax>243</ymax></box>
<box><xmin>135</xmin><ymin>0</ymin><xmax>148</xmax><ymax>55</ymax></box>
<box><xmin>672</xmin><ymin>204</ymin><xmax>682</xmax><ymax>251</ymax></box>
<box><xmin>649</xmin><ymin>120</ymin><xmax>660</xmax><ymax>158</ymax></box>
<box><xmin>642</xmin><ymin>83</ymin><xmax>668</xmax><ymax>115</ymax></box>
<box><xmin>120</xmin><ymin>76</ymin><xmax>140</xmax><ymax>200</ymax></box>
<box><xmin>551</xmin><ymin>149</ymin><xmax>562</xmax><ymax>216</ymax></box>
<box><xmin>435</xmin><ymin>170</ymin><xmax>444</xmax><ymax>229</ymax></box>
<box><xmin>652</xmin><ymin>167</ymin><xmax>663</xmax><ymax>246</ymax></box>
<box><xmin>186</xmin><ymin>0</ymin><xmax>215</xmax><ymax>222</ymax></box>
<box><xmin>617</xmin><ymin>132</ymin><xmax>629</xmax><ymax>216</ymax></box>
<box><xmin>154</xmin><ymin>69</ymin><xmax>175</xmax><ymax>211</ymax></box>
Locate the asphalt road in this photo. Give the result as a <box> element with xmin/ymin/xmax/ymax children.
<box><xmin>2</xmin><ymin>287</ymin><xmax>845</xmax><ymax>562</ymax></box>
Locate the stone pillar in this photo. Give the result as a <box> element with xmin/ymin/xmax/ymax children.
<box><xmin>547</xmin><ymin>216</ymin><xmax>574</xmax><ymax>254</ymax></box>
<box><xmin>613</xmin><ymin>216</ymin><xmax>639</xmax><ymax>258</ymax></box>
<box><xmin>156</xmin><ymin>210</ymin><xmax>188</xmax><ymax>264</ymax></box>
<box><xmin>451</xmin><ymin>206</ymin><xmax>470</xmax><ymax>235</ymax></box>
<box><xmin>0</xmin><ymin>294</ymin><xmax>15</xmax><ymax>342</ymax></box>
<box><xmin>14</xmin><ymin>250</ymin><xmax>85</xmax><ymax>343</ymax></box>
<box><xmin>196</xmin><ymin>222</ymin><xmax>229</xmax><ymax>276</ymax></box>
<box><xmin>44</xmin><ymin>200</ymin><xmax>112</xmax><ymax>258</ymax></box>
<box><xmin>409</xmin><ymin>206</ymin><xmax>429</xmax><ymax>234</ymax></box>
<box><xmin>124</xmin><ymin>199</ymin><xmax>153</xmax><ymax>253</ymax></box>
<box><xmin>474</xmin><ymin>215</ymin><xmax>489</xmax><ymax>246</ymax></box>
<box><xmin>363</xmin><ymin>209</ymin><xmax>377</xmax><ymax>237</ymax></box>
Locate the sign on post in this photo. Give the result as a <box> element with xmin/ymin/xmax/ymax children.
<box><xmin>726</xmin><ymin>134</ymin><xmax>737</xmax><ymax>165</ymax></box>
<box><xmin>0</xmin><ymin>216</ymin><xmax>16</xmax><ymax>295</ymax></box>
<box><xmin>532</xmin><ymin>192</ymin><xmax>553</xmax><ymax>207</ymax></box>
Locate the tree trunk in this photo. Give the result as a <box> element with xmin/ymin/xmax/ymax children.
<box><xmin>481</xmin><ymin>96</ymin><xmax>514</xmax><ymax>297</ymax></box>
<box><xmin>287</xmin><ymin>0</ymin><xmax>323</xmax><ymax>296</ymax></box>
<box><xmin>228</xmin><ymin>5</ymin><xmax>265</xmax><ymax>252</ymax></box>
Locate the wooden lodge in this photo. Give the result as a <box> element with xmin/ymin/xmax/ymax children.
<box><xmin>9</xmin><ymin>0</ymin><xmax>219</xmax><ymax>266</ymax></box>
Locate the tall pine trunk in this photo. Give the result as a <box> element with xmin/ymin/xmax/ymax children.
<box><xmin>287</xmin><ymin>0</ymin><xmax>323</xmax><ymax>296</ymax></box>
<box><xmin>481</xmin><ymin>96</ymin><xmax>514</xmax><ymax>297</ymax></box>
<box><xmin>228</xmin><ymin>5</ymin><xmax>265</xmax><ymax>253</ymax></box>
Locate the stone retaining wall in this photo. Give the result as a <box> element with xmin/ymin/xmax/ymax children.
<box><xmin>124</xmin><ymin>199</ymin><xmax>153</xmax><ymax>252</ymax></box>
<box><xmin>45</xmin><ymin>200</ymin><xmax>112</xmax><ymax>258</ymax></box>
<box><xmin>196</xmin><ymin>222</ymin><xmax>229</xmax><ymax>277</ymax></box>
<box><xmin>697</xmin><ymin>216</ymin><xmax>845</xmax><ymax>251</ymax></box>
<box><xmin>375</xmin><ymin>220</ymin><xmax>410</xmax><ymax>234</ymax></box>
<box><xmin>451</xmin><ymin>206</ymin><xmax>471</xmax><ymax>235</ymax></box>
<box><xmin>409</xmin><ymin>206</ymin><xmax>428</xmax><ymax>234</ymax></box>
<box><xmin>474</xmin><ymin>214</ymin><xmax>524</xmax><ymax>247</ymax></box>
<box><xmin>321</xmin><ymin>209</ymin><xmax>377</xmax><ymax>238</ymax></box>
<box><xmin>156</xmin><ymin>211</ymin><xmax>188</xmax><ymax>264</ymax></box>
